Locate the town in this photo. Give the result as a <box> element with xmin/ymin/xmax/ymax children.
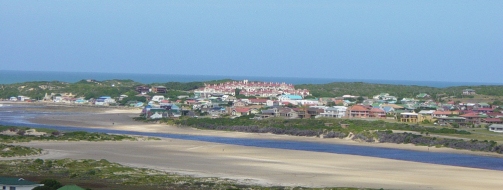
<box><xmin>5</xmin><ymin>79</ymin><xmax>503</xmax><ymax>133</ymax></box>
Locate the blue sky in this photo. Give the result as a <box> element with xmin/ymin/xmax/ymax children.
<box><xmin>1</xmin><ymin>1</ymin><xmax>502</xmax><ymax>82</ymax></box>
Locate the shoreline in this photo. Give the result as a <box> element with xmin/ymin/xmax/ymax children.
<box><xmin>10</xmin><ymin>136</ymin><xmax>503</xmax><ymax>190</ymax></box>
<box><xmin>3</xmin><ymin>105</ymin><xmax>503</xmax><ymax>189</ymax></box>
<box><xmin>23</xmin><ymin>111</ymin><xmax>503</xmax><ymax>158</ymax></box>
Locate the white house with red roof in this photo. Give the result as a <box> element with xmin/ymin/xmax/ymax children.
<box><xmin>194</xmin><ymin>80</ymin><xmax>309</xmax><ymax>98</ymax></box>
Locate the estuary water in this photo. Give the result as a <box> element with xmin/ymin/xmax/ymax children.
<box><xmin>1</xmin><ymin>105</ymin><xmax>503</xmax><ymax>171</ymax></box>
<box><xmin>2</xmin><ymin>70</ymin><xmax>503</xmax><ymax>87</ymax></box>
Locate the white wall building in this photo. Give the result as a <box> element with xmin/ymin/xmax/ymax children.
<box><xmin>320</xmin><ymin>106</ymin><xmax>347</xmax><ymax>118</ymax></box>
<box><xmin>0</xmin><ymin>177</ymin><xmax>43</xmax><ymax>190</ymax></box>
<box><xmin>489</xmin><ymin>124</ymin><xmax>503</xmax><ymax>133</ymax></box>
<box><xmin>151</xmin><ymin>95</ymin><xmax>165</xmax><ymax>102</ymax></box>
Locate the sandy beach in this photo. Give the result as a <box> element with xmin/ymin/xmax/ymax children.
<box><xmin>3</xmin><ymin>105</ymin><xmax>503</xmax><ymax>189</ymax></box>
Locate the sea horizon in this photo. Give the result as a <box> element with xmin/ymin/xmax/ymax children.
<box><xmin>1</xmin><ymin>70</ymin><xmax>502</xmax><ymax>88</ymax></box>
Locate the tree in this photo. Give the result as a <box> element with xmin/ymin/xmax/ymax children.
<box><xmin>33</xmin><ymin>186</ymin><xmax>54</xmax><ymax>190</ymax></box>
<box><xmin>304</xmin><ymin>95</ymin><xmax>315</xmax><ymax>99</ymax></box>
<box><xmin>356</xmin><ymin>96</ymin><xmax>364</xmax><ymax>104</ymax></box>
<box><xmin>37</xmin><ymin>179</ymin><xmax>63</xmax><ymax>190</ymax></box>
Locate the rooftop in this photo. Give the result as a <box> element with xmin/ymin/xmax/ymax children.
<box><xmin>0</xmin><ymin>177</ymin><xmax>40</xmax><ymax>186</ymax></box>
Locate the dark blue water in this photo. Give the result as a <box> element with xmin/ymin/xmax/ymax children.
<box><xmin>2</xmin><ymin>70</ymin><xmax>503</xmax><ymax>87</ymax></box>
<box><xmin>1</xmin><ymin>116</ymin><xmax>503</xmax><ymax>171</ymax></box>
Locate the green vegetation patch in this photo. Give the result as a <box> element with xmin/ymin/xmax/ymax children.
<box><xmin>0</xmin><ymin>159</ymin><xmax>377</xmax><ymax>190</ymax></box>
<box><xmin>0</xmin><ymin>125</ymin><xmax>156</xmax><ymax>143</ymax></box>
<box><xmin>0</xmin><ymin>143</ymin><xmax>42</xmax><ymax>157</ymax></box>
<box><xmin>174</xmin><ymin>117</ymin><xmax>503</xmax><ymax>154</ymax></box>
<box><xmin>175</xmin><ymin>117</ymin><xmax>471</xmax><ymax>136</ymax></box>
<box><xmin>295</xmin><ymin>82</ymin><xmax>503</xmax><ymax>99</ymax></box>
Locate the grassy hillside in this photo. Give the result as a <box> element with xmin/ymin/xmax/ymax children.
<box><xmin>2</xmin><ymin>79</ymin><xmax>503</xmax><ymax>100</ymax></box>
<box><xmin>0</xmin><ymin>79</ymin><xmax>141</xmax><ymax>99</ymax></box>
<box><xmin>0</xmin><ymin>79</ymin><xmax>234</xmax><ymax>99</ymax></box>
<box><xmin>296</xmin><ymin>82</ymin><xmax>503</xmax><ymax>99</ymax></box>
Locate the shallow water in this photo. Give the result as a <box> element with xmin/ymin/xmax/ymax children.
<box><xmin>1</xmin><ymin>108</ymin><xmax>503</xmax><ymax>171</ymax></box>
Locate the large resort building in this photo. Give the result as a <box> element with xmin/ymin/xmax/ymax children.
<box><xmin>194</xmin><ymin>80</ymin><xmax>310</xmax><ymax>98</ymax></box>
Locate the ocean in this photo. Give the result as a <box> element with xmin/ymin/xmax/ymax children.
<box><xmin>1</xmin><ymin>70</ymin><xmax>502</xmax><ymax>88</ymax></box>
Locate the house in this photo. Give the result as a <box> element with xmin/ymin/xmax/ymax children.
<box><xmin>195</xmin><ymin>80</ymin><xmax>309</xmax><ymax>98</ymax></box>
<box><xmin>94</xmin><ymin>96</ymin><xmax>116</xmax><ymax>106</ymax></box>
<box><xmin>203</xmin><ymin>107</ymin><xmax>226</xmax><ymax>116</ymax></box>
<box><xmin>381</xmin><ymin>106</ymin><xmax>396</xmax><ymax>114</ymax></box>
<box><xmin>320</xmin><ymin>106</ymin><xmax>347</xmax><ymax>118</ymax></box>
<box><xmin>436</xmin><ymin>117</ymin><xmax>467</xmax><ymax>126</ymax></box>
<box><xmin>416</xmin><ymin>93</ymin><xmax>430</xmax><ymax>99</ymax></box>
<box><xmin>346</xmin><ymin>105</ymin><xmax>370</xmax><ymax>118</ymax></box>
<box><xmin>74</xmin><ymin>98</ymin><xmax>87</xmax><ymax>104</ymax></box>
<box><xmin>58</xmin><ymin>184</ymin><xmax>86</xmax><ymax>190</ymax></box>
<box><xmin>432</xmin><ymin>111</ymin><xmax>454</xmax><ymax>118</ymax></box>
<box><xmin>400</xmin><ymin>112</ymin><xmax>419</xmax><ymax>123</ymax></box>
<box><xmin>489</xmin><ymin>124</ymin><xmax>503</xmax><ymax>133</ymax></box>
<box><xmin>460</xmin><ymin>113</ymin><xmax>483</xmax><ymax>124</ymax></box>
<box><xmin>17</xmin><ymin>96</ymin><xmax>30</xmax><ymax>102</ymax></box>
<box><xmin>260</xmin><ymin>108</ymin><xmax>278</xmax><ymax>118</ymax></box>
<box><xmin>278</xmin><ymin>95</ymin><xmax>303</xmax><ymax>101</ymax></box>
<box><xmin>135</xmin><ymin>85</ymin><xmax>150</xmax><ymax>94</ymax></box>
<box><xmin>294</xmin><ymin>108</ymin><xmax>310</xmax><ymax>119</ymax></box>
<box><xmin>472</xmin><ymin>108</ymin><xmax>494</xmax><ymax>114</ymax></box>
<box><xmin>151</xmin><ymin>86</ymin><xmax>167</xmax><ymax>93</ymax></box>
<box><xmin>231</xmin><ymin>107</ymin><xmax>250</xmax><ymax>116</ymax></box>
<box><xmin>151</xmin><ymin>95</ymin><xmax>165</xmax><ymax>102</ymax></box>
<box><xmin>373</xmin><ymin>93</ymin><xmax>397</xmax><ymax>102</ymax></box>
<box><xmin>249</xmin><ymin>98</ymin><xmax>268</xmax><ymax>105</ymax></box>
<box><xmin>483</xmin><ymin>118</ymin><xmax>503</xmax><ymax>124</ymax></box>
<box><xmin>474</xmin><ymin>103</ymin><xmax>491</xmax><ymax>109</ymax></box>
<box><xmin>462</xmin><ymin>89</ymin><xmax>476</xmax><ymax>95</ymax></box>
<box><xmin>278</xmin><ymin>108</ymin><xmax>299</xmax><ymax>119</ymax></box>
<box><xmin>0</xmin><ymin>177</ymin><xmax>43</xmax><ymax>190</ymax></box>
<box><xmin>185</xmin><ymin>99</ymin><xmax>197</xmax><ymax>105</ymax></box>
<box><xmin>487</xmin><ymin>112</ymin><xmax>503</xmax><ymax>118</ymax></box>
<box><xmin>307</xmin><ymin>107</ymin><xmax>325</xmax><ymax>118</ymax></box>
<box><xmin>53</xmin><ymin>96</ymin><xmax>63</xmax><ymax>102</ymax></box>
<box><xmin>418</xmin><ymin>110</ymin><xmax>435</xmax><ymax>122</ymax></box>
<box><xmin>380</xmin><ymin>104</ymin><xmax>404</xmax><ymax>110</ymax></box>
<box><xmin>148</xmin><ymin>108</ymin><xmax>169</xmax><ymax>119</ymax></box>
<box><xmin>119</xmin><ymin>94</ymin><xmax>128</xmax><ymax>101</ymax></box>
<box><xmin>369</xmin><ymin>108</ymin><xmax>386</xmax><ymax>118</ymax></box>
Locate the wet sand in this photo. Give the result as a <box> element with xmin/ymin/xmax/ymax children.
<box><xmin>14</xmin><ymin>139</ymin><xmax>503</xmax><ymax>190</ymax></box>
<box><xmin>4</xmin><ymin>105</ymin><xmax>503</xmax><ymax>189</ymax></box>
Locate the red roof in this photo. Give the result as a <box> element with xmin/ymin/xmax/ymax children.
<box><xmin>249</xmin><ymin>99</ymin><xmax>268</xmax><ymax>103</ymax></box>
<box><xmin>370</xmin><ymin>108</ymin><xmax>385</xmax><ymax>113</ymax></box>
<box><xmin>350</xmin><ymin>105</ymin><xmax>369</xmax><ymax>112</ymax></box>
<box><xmin>487</xmin><ymin>113</ymin><xmax>503</xmax><ymax>117</ymax></box>
<box><xmin>483</xmin><ymin>118</ymin><xmax>503</xmax><ymax>122</ymax></box>
<box><xmin>234</xmin><ymin>108</ymin><xmax>250</xmax><ymax>113</ymax></box>
<box><xmin>460</xmin><ymin>113</ymin><xmax>480</xmax><ymax>118</ymax></box>
<box><xmin>474</xmin><ymin>108</ymin><xmax>494</xmax><ymax>111</ymax></box>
